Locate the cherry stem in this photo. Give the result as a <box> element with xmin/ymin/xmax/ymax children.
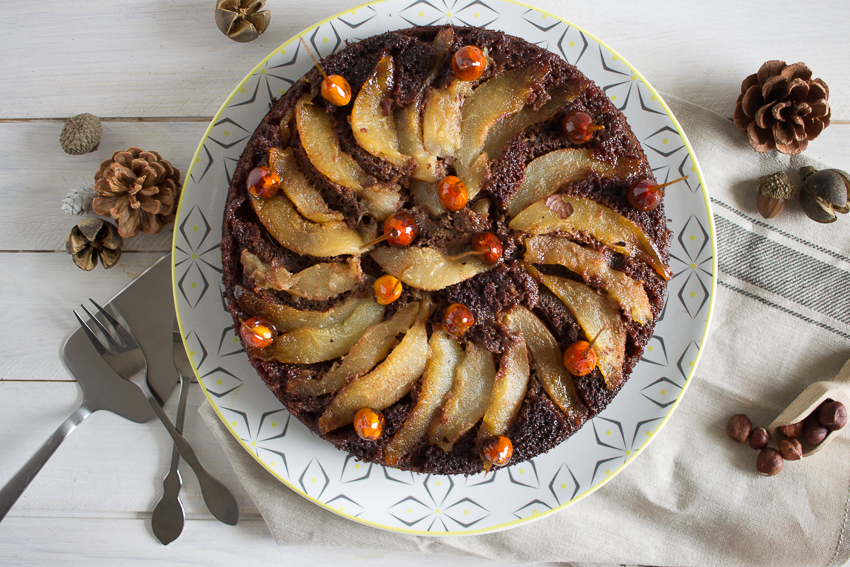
<box><xmin>360</xmin><ymin>232</ymin><xmax>391</xmax><ymax>251</ymax></box>
<box><xmin>445</xmin><ymin>249</ymin><xmax>482</xmax><ymax>262</ymax></box>
<box><xmin>300</xmin><ymin>37</ymin><xmax>330</xmax><ymax>82</ymax></box>
<box><xmin>582</xmin><ymin>329</ymin><xmax>605</xmax><ymax>357</ymax></box>
<box><xmin>588</xmin><ymin>124</ymin><xmax>605</xmax><ymax>132</ymax></box>
<box><xmin>654</xmin><ymin>175</ymin><xmax>689</xmax><ymax>190</ymax></box>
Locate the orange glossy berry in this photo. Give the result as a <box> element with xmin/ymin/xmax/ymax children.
<box><xmin>452</xmin><ymin>45</ymin><xmax>486</xmax><ymax>82</ymax></box>
<box><xmin>321</xmin><ymin>75</ymin><xmax>352</xmax><ymax>106</ymax></box>
<box><xmin>471</xmin><ymin>232</ymin><xmax>503</xmax><ymax>263</ymax></box>
<box><xmin>626</xmin><ymin>175</ymin><xmax>688</xmax><ymax>212</ymax></box>
<box><xmin>561</xmin><ymin>110</ymin><xmax>601</xmax><ymax>145</ymax></box>
<box><xmin>374</xmin><ymin>274</ymin><xmax>403</xmax><ymax>305</ymax></box>
<box><xmin>563</xmin><ymin>340</ymin><xmax>597</xmax><ymax>376</ymax></box>
<box><xmin>246</xmin><ymin>166</ymin><xmax>281</xmax><ymax>199</ymax></box>
<box><xmin>240</xmin><ymin>317</ymin><xmax>278</xmax><ymax>349</ymax></box>
<box><xmin>442</xmin><ymin>303</ymin><xmax>474</xmax><ymax>337</ymax></box>
<box><xmin>353</xmin><ymin>408</ymin><xmax>385</xmax><ymax>441</ymax></box>
<box><xmin>482</xmin><ymin>436</ymin><xmax>513</xmax><ymax>470</ymax></box>
<box><xmin>437</xmin><ymin>176</ymin><xmax>469</xmax><ymax>211</ymax></box>
<box><xmin>383</xmin><ymin>211</ymin><xmax>418</xmax><ymax>246</ymax></box>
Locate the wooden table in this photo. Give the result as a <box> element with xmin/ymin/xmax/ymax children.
<box><xmin>1</xmin><ymin>1</ymin><xmax>847</xmax><ymax>564</ymax></box>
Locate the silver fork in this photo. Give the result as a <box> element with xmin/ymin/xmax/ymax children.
<box><xmin>74</xmin><ymin>300</ymin><xmax>239</xmax><ymax>526</ymax></box>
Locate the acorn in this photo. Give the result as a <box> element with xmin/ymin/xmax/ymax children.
<box><xmin>756</xmin><ymin>171</ymin><xmax>795</xmax><ymax>219</ymax></box>
<box><xmin>799</xmin><ymin>166</ymin><xmax>850</xmax><ymax>223</ymax></box>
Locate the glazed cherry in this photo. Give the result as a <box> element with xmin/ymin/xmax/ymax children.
<box><xmin>442</xmin><ymin>303</ymin><xmax>474</xmax><ymax>337</ymax></box>
<box><xmin>561</xmin><ymin>110</ymin><xmax>604</xmax><ymax>145</ymax></box>
<box><xmin>437</xmin><ymin>176</ymin><xmax>469</xmax><ymax>211</ymax></box>
<box><xmin>626</xmin><ymin>175</ymin><xmax>688</xmax><ymax>212</ymax></box>
<box><xmin>374</xmin><ymin>274</ymin><xmax>403</xmax><ymax>305</ymax></box>
<box><xmin>452</xmin><ymin>45</ymin><xmax>486</xmax><ymax>82</ymax></box>
<box><xmin>321</xmin><ymin>74</ymin><xmax>352</xmax><ymax>106</ymax></box>
<box><xmin>246</xmin><ymin>166</ymin><xmax>281</xmax><ymax>199</ymax></box>
<box><xmin>563</xmin><ymin>340</ymin><xmax>597</xmax><ymax>376</ymax></box>
<box><xmin>383</xmin><ymin>211</ymin><xmax>418</xmax><ymax>246</ymax></box>
<box><xmin>471</xmin><ymin>231</ymin><xmax>503</xmax><ymax>263</ymax></box>
<box><xmin>482</xmin><ymin>436</ymin><xmax>513</xmax><ymax>471</ymax></box>
<box><xmin>240</xmin><ymin>317</ymin><xmax>278</xmax><ymax>349</ymax></box>
<box><xmin>353</xmin><ymin>408</ymin><xmax>385</xmax><ymax>441</ymax></box>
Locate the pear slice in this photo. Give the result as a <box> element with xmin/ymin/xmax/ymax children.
<box><xmin>524</xmin><ymin>236</ymin><xmax>652</xmax><ymax>324</ymax></box>
<box><xmin>508</xmin><ymin>149</ymin><xmax>641</xmax><ymax>217</ymax></box>
<box><xmin>371</xmin><ymin>246</ymin><xmax>491</xmax><ymax>290</ymax></box>
<box><xmin>268</xmin><ymin>147</ymin><xmax>343</xmax><ymax>223</ymax></box>
<box><xmin>235</xmin><ymin>286</ymin><xmax>368</xmax><ymax>333</ymax></box>
<box><xmin>422</xmin><ymin>79</ymin><xmax>474</xmax><ymax>158</ymax></box>
<box><xmin>250</xmin><ymin>193</ymin><xmax>364</xmax><ymax>257</ymax></box>
<box><xmin>504</xmin><ymin>306</ymin><xmax>589</xmax><ymax>424</ymax></box>
<box><xmin>428</xmin><ymin>341</ymin><xmax>496</xmax><ymax>452</ymax></box>
<box><xmin>510</xmin><ymin>195</ymin><xmax>671</xmax><ymax>280</ymax></box>
<box><xmin>287</xmin><ymin>301</ymin><xmax>420</xmax><ymax>397</ymax></box>
<box><xmin>351</xmin><ymin>56</ymin><xmax>411</xmax><ymax>168</ymax></box>
<box><xmin>318</xmin><ymin>312</ymin><xmax>431</xmax><ymax>433</ymax></box>
<box><xmin>254</xmin><ymin>298</ymin><xmax>385</xmax><ymax>365</ymax></box>
<box><xmin>409</xmin><ymin>179</ymin><xmax>446</xmax><ymax>217</ymax></box>
<box><xmin>295</xmin><ymin>95</ymin><xmax>401</xmax><ymax>220</ymax></box>
<box><xmin>384</xmin><ymin>330</ymin><xmax>463</xmax><ymax>465</ymax></box>
<box><xmin>462</xmin><ymin>152</ymin><xmax>490</xmax><ymax>201</ymax></box>
<box><xmin>537</xmin><ymin>273</ymin><xmax>627</xmax><ymax>391</ymax></box>
<box><xmin>241</xmin><ymin>251</ymin><xmax>364</xmax><ymax>301</ymax></box>
<box><xmin>477</xmin><ymin>333</ymin><xmax>530</xmax><ymax>442</ymax></box>
<box><xmin>396</xmin><ymin>96</ymin><xmax>444</xmax><ymax>182</ymax></box>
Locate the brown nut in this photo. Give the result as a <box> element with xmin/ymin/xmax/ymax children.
<box><xmin>748</xmin><ymin>427</ymin><xmax>770</xmax><ymax>450</ymax></box>
<box><xmin>756</xmin><ymin>448</ymin><xmax>784</xmax><ymax>476</ymax></box>
<box><xmin>778</xmin><ymin>421</ymin><xmax>804</xmax><ymax>439</ymax></box>
<box><xmin>727</xmin><ymin>414</ymin><xmax>752</xmax><ymax>443</ymax></box>
<box><xmin>818</xmin><ymin>400</ymin><xmax>847</xmax><ymax>431</ymax></box>
<box><xmin>778</xmin><ymin>438</ymin><xmax>803</xmax><ymax>461</ymax></box>
<box><xmin>804</xmin><ymin>420</ymin><xmax>829</xmax><ymax>445</ymax></box>
<box><xmin>757</xmin><ymin>194</ymin><xmax>786</xmax><ymax>219</ymax></box>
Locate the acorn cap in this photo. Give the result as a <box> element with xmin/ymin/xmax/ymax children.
<box><xmin>756</xmin><ymin>171</ymin><xmax>795</xmax><ymax>200</ymax></box>
<box><xmin>60</xmin><ymin>113</ymin><xmax>102</xmax><ymax>155</ymax></box>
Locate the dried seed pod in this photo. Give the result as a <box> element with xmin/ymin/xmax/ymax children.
<box><xmin>799</xmin><ymin>167</ymin><xmax>850</xmax><ymax>223</ymax></box>
<box><xmin>60</xmin><ymin>113</ymin><xmax>102</xmax><ymax>155</ymax></box>
<box><xmin>65</xmin><ymin>218</ymin><xmax>123</xmax><ymax>271</ymax></box>
<box><xmin>755</xmin><ymin>172</ymin><xmax>795</xmax><ymax>219</ymax></box>
<box><xmin>215</xmin><ymin>0</ymin><xmax>270</xmax><ymax>43</ymax></box>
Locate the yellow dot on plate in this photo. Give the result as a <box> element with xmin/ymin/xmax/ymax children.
<box><xmin>626</xmin><ymin>450</ymin><xmax>631</xmax><ymax>456</ymax></box>
<box><xmin>232</xmin><ymin>421</ymin><xmax>237</xmax><ymax>426</ymax></box>
<box><xmin>611</xmin><ymin>95</ymin><xmax>618</xmax><ymax>101</ymax></box>
<box><xmin>569</xmin><ymin>41</ymin><xmax>575</xmax><ymax>47</ymax></box>
<box><xmin>612</xmin><ymin>55</ymin><xmax>618</xmax><ymax>61</ymax></box>
<box><xmin>532</xmin><ymin>510</ymin><xmax>538</xmax><ymax>515</ymax></box>
<box><xmin>691</xmin><ymin>165</ymin><xmax>698</xmax><ymax>171</ymax></box>
<box><xmin>419</xmin><ymin>11</ymin><xmax>424</xmax><ymax>16</ymax></box>
<box><xmin>631</xmin><ymin>75</ymin><xmax>637</xmax><ymax>81</ymax></box>
<box><xmin>232</xmin><ymin>336</ymin><xmax>238</xmax><ymax>343</ymax></box>
<box><xmin>251</xmin><ymin>441</ymin><xmax>256</xmax><ymax>446</ymax></box>
<box><xmin>260</xmin><ymin>69</ymin><xmax>266</xmax><ymax>74</ymax></box>
<box><xmin>690</xmin><ymin>235</ymin><xmax>696</xmax><ymax>241</ymax></box>
<box><xmin>542</xmin><ymin>13</ymin><xmax>548</xmax><ymax>18</ymax></box>
<box><xmin>647</xmin><ymin>345</ymin><xmax>654</xmax><ymax>352</ymax></box>
<box><xmin>191</xmin><ymin>254</ymin><xmax>197</xmax><ymax>260</ymax></box>
<box><xmin>407</xmin><ymin>508</ymin><xmax>413</xmax><ymax>513</ymax></box>
<box><xmin>435</xmin><ymin>508</ymin><xmax>441</xmax><ymax>514</ymax></box>
<box><xmin>561</xmin><ymin>483</ymin><xmax>567</xmax><ymax>489</ymax></box>
<box><xmin>660</xmin><ymin>389</ymin><xmax>667</xmax><ymax>395</ymax></box>
<box><xmin>224</xmin><ymin>130</ymin><xmax>230</xmax><ymax>136</ymax></box>
<box><xmin>606</xmin><ymin>430</ymin><xmax>612</xmax><ymax>436</ymax></box>
<box><xmin>474</xmin><ymin>12</ymin><xmax>479</xmax><ymax>18</ymax></box>
<box><xmin>605</xmin><ymin>469</ymin><xmax>611</xmax><ymax>475</ymax></box>
<box><xmin>194</xmin><ymin>157</ymin><xmax>200</xmax><ymax>163</ymax></box>
<box><xmin>280</xmin><ymin>89</ymin><xmax>286</xmax><ymax>95</ymax></box>
<box><xmin>190</xmin><ymin>282</ymin><xmax>196</xmax><ymax>288</ymax></box>
<box><xmin>352</xmin><ymin>10</ymin><xmax>356</xmax><ymax>14</ymax></box>
<box><xmin>281</xmin><ymin>49</ymin><xmax>286</xmax><ymax>55</ymax></box>
<box><xmin>240</xmin><ymin>87</ymin><xmax>246</xmax><ymax>93</ymax></box>
<box><xmin>689</xmin><ymin>361</ymin><xmax>695</xmax><ymax>367</ymax></box>
<box><xmin>339</xmin><ymin>506</ymin><xmax>344</xmax><ymax>512</ymax></box>
<box><xmin>446</xmin><ymin>12</ymin><xmax>451</xmax><ymax>17</ymax></box>
<box><xmin>271</xmin><ymin>422</ymin><xmax>277</xmax><ymax>427</ymax></box>
<box><xmin>647</xmin><ymin>431</ymin><xmax>652</xmax><ymax>436</ymax></box>
<box><xmin>322</xmin><ymin>37</ymin><xmax>328</xmax><ymax>43</ymax></box>
<box><xmin>662</xmin><ymin>138</ymin><xmax>669</xmax><ymax>144</ymax></box>
<box><xmin>690</xmin><ymin>263</ymin><xmax>697</xmax><ymax>269</ymax></box>
<box><xmin>311</xmin><ymin>478</ymin><xmax>317</xmax><ymax>483</ymax></box>
<box><xmin>519</xmin><ymin>468</ymin><xmax>525</xmax><ymax>474</ymax></box>
<box><xmin>464</xmin><ymin>509</ymin><xmax>469</xmax><ymax>515</ymax></box>
<box><xmin>436</xmin><ymin>481</ymin><xmax>441</xmax><ymax>486</ymax></box>
<box><xmin>189</xmin><ymin>351</ymin><xmax>195</xmax><ymax>357</ymax></box>
<box><xmin>355</xmin><ymin>463</ymin><xmax>361</xmax><ymax>469</ymax></box>
<box><xmin>690</xmin><ymin>291</ymin><xmax>696</xmax><ymax>298</ymax></box>
<box><xmin>217</xmin><ymin>379</ymin><xmax>222</xmax><ymax>385</ymax></box>
<box><xmin>271</xmin><ymin>461</ymin><xmax>275</xmax><ymax>466</ymax></box>
<box><xmin>192</xmin><ymin>226</ymin><xmax>198</xmax><ymax>231</ymax></box>
<box><xmin>651</xmin><ymin>94</ymin><xmax>657</xmax><ymax>101</ymax></box>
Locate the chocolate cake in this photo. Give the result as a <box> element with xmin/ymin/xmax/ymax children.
<box><xmin>220</xmin><ymin>25</ymin><xmax>672</xmax><ymax>475</ymax></box>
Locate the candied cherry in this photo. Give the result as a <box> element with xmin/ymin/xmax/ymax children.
<box><xmin>482</xmin><ymin>436</ymin><xmax>513</xmax><ymax>471</ymax></box>
<box><xmin>321</xmin><ymin>74</ymin><xmax>352</xmax><ymax>106</ymax></box>
<box><xmin>452</xmin><ymin>45</ymin><xmax>486</xmax><ymax>82</ymax></box>
<box><xmin>246</xmin><ymin>166</ymin><xmax>281</xmax><ymax>199</ymax></box>
<box><xmin>353</xmin><ymin>408</ymin><xmax>385</xmax><ymax>441</ymax></box>
<box><xmin>383</xmin><ymin>211</ymin><xmax>418</xmax><ymax>246</ymax></box>
<box><xmin>563</xmin><ymin>340</ymin><xmax>597</xmax><ymax>376</ymax></box>
<box><xmin>626</xmin><ymin>175</ymin><xmax>688</xmax><ymax>212</ymax></box>
<box><xmin>471</xmin><ymin>231</ymin><xmax>503</xmax><ymax>263</ymax></box>
<box><xmin>561</xmin><ymin>110</ymin><xmax>604</xmax><ymax>145</ymax></box>
<box><xmin>240</xmin><ymin>317</ymin><xmax>278</xmax><ymax>349</ymax></box>
<box><xmin>442</xmin><ymin>303</ymin><xmax>474</xmax><ymax>337</ymax></box>
<box><xmin>374</xmin><ymin>274</ymin><xmax>403</xmax><ymax>305</ymax></box>
<box><xmin>437</xmin><ymin>176</ymin><xmax>469</xmax><ymax>211</ymax></box>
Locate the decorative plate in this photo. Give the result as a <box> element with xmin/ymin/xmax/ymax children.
<box><xmin>172</xmin><ymin>0</ymin><xmax>716</xmax><ymax>536</ymax></box>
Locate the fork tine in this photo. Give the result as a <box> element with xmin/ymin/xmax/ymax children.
<box><xmin>74</xmin><ymin>310</ymin><xmax>110</xmax><ymax>356</ymax></box>
<box><xmin>90</xmin><ymin>299</ymin><xmax>138</xmax><ymax>349</ymax></box>
<box><xmin>80</xmin><ymin>303</ymin><xmax>122</xmax><ymax>350</ymax></box>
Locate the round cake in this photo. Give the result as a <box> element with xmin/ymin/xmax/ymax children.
<box><xmin>221</xmin><ymin>25</ymin><xmax>671</xmax><ymax>475</ymax></box>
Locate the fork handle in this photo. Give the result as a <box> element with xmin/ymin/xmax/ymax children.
<box><xmin>140</xmin><ymin>387</ymin><xmax>239</xmax><ymax>526</ymax></box>
<box><xmin>0</xmin><ymin>404</ymin><xmax>92</xmax><ymax>523</ymax></box>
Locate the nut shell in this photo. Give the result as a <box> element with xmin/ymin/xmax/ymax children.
<box><xmin>778</xmin><ymin>421</ymin><xmax>804</xmax><ymax>438</ymax></box>
<box><xmin>726</xmin><ymin>414</ymin><xmax>752</xmax><ymax>443</ymax></box>
<box><xmin>818</xmin><ymin>400</ymin><xmax>847</xmax><ymax>431</ymax></box>
<box><xmin>748</xmin><ymin>427</ymin><xmax>770</xmax><ymax>450</ymax></box>
<box><xmin>799</xmin><ymin>167</ymin><xmax>850</xmax><ymax>223</ymax></box>
<box><xmin>215</xmin><ymin>0</ymin><xmax>270</xmax><ymax>43</ymax></box>
<box><xmin>65</xmin><ymin>218</ymin><xmax>123</xmax><ymax>271</ymax></box>
<box><xmin>756</xmin><ymin>448</ymin><xmax>784</xmax><ymax>476</ymax></box>
<box><xmin>778</xmin><ymin>438</ymin><xmax>803</xmax><ymax>461</ymax></box>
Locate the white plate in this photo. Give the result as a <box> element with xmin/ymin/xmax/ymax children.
<box><xmin>172</xmin><ymin>0</ymin><xmax>716</xmax><ymax>536</ymax></box>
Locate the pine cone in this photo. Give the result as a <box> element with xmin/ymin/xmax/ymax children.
<box><xmin>733</xmin><ymin>61</ymin><xmax>831</xmax><ymax>155</ymax></box>
<box><xmin>60</xmin><ymin>113</ymin><xmax>102</xmax><ymax>155</ymax></box>
<box><xmin>92</xmin><ymin>147</ymin><xmax>182</xmax><ymax>238</ymax></box>
<box><xmin>61</xmin><ymin>183</ymin><xmax>96</xmax><ymax>216</ymax></box>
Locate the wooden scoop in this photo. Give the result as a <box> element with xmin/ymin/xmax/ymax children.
<box><xmin>767</xmin><ymin>358</ymin><xmax>850</xmax><ymax>457</ymax></box>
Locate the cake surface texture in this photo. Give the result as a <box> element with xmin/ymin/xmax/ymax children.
<box><xmin>221</xmin><ymin>25</ymin><xmax>671</xmax><ymax>475</ymax></box>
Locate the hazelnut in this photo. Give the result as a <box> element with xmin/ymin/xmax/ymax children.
<box><xmin>778</xmin><ymin>421</ymin><xmax>804</xmax><ymax>439</ymax></box>
<box><xmin>778</xmin><ymin>438</ymin><xmax>803</xmax><ymax>461</ymax></box>
<box><xmin>748</xmin><ymin>427</ymin><xmax>770</xmax><ymax>450</ymax></box>
<box><xmin>726</xmin><ymin>414</ymin><xmax>752</xmax><ymax>443</ymax></box>
<box><xmin>804</xmin><ymin>420</ymin><xmax>829</xmax><ymax>445</ymax></box>
<box><xmin>756</xmin><ymin>448</ymin><xmax>784</xmax><ymax>476</ymax></box>
<box><xmin>818</xmin><ymin>400</ymin><xmax>847</xmax><ymax>431</ymax></box>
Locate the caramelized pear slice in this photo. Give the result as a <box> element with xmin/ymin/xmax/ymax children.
<box><xmin>504</xmin><ymin>306</ymin><xmax>588</xmax><ymax>424</ymax></box>
<box><xmin>463</xmin><ymin>152</ymin><xmax>490</xmax><ymax>201</ymax></box>
<box><xmin>241</xmin><ymin>250</ymin><xmax>364</xmax><ymax>301</ymax></box>
<box><xmin>428</xmin><ymin>341</ymin><xmax>496</xmax><ymax>452</ymax></box>
<box><xmin>250</xmin><ymin>193</ymin><xmax>364</xmax><ymax>257</ymax></box>
<box><xmin>287</xmin><ymin>302</ymin><xmax>420</xmax><ymax>397</ymax></box>
<box><xmin>409</xmin><ymin>179</ymin><xmax>446</xmax><ymax>217</ymax></box>
<box><xmin>385</xmin><ymin>330</ymin><xmax>462</xmax><ymax>465</ymax></box>
<box><xmin>396</xmin><ymin>97</ymin><xmax>443</xmax><ymax>182</ymax></box>
<box><xmin>235</xmin><ymin>286</ymin><xmax>367</xmax><ymax>333</ymax></box>
<box><xmin>538</xmin><ymin>273</ymin><xmax>627</xmax><ymax>391</ymax></box>
<box><xmin>255</xmin><ymin>298</ymin><xmax>385</xmax><ymax>365</ymax></box>
<box><xmin>352</xmin><ymin>56</ymin><xmax>411</xmax><ymax>168</ymax></box>
<box><xmin>318</xmin><ymin>314</ymin><xmax>431</xmax><ymax>433</ymax></box>
<box><xmin>508</xmin><ymin>149</ymin><xmax>641</xmax><ymax>217</ymax></box>
<box><xmin>510</xmin><ymin>195</ymin><xmax>671</xmax><ymax>280</ymax></box>
<box><xmin>268</xmin><ymin>147</ymin><xmax>343</xmax><ymax>223</ymax></box>
<box><xmin>524</xmin><ymin>236</ymin><xmax>652</xmax><ymax>324</ymax></box>
<box><xmin>477</xmin><ymin>333</ymin><xmax>530</xmax><ymax>442</ymax></box>
<box><xmin>422</xmin><ymin>79</ymin><xmax>474</xmax><ymax>158</ymax></box>
<box><xmin>372</xmin><ymin>246</ymin><xmax>491</xmax><ymax>290</ymax></box>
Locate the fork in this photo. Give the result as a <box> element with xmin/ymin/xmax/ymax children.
<box><xmin>74</xmin><ymin>300</ymin><xmax>239</xmax><ymax>526</ymax></box>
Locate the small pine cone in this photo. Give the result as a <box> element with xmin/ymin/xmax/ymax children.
<box><xmin>61</xmin><ymin>183</ymin><xmax>97</xmax><ymax>216</ymax></box>
<box><xmin>733</xmin><ymin>61</ymin><xmax>831</xmax><ymax>155</ymax></box>
<box><xmin>60</xmin><ymin>113</ymin><xmax>102</xmax><ymax>155</ymax></box>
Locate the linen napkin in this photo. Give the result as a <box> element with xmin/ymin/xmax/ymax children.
<box><xmin>199</xmin><ymin>95</ymin><xmax>850</xmax><ymax>566</ymax></box>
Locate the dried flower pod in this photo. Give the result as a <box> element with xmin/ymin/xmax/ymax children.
<box><xmin>799</xmin><ymin>167</ymin><xmax>850</xmax><ymax>223</ymax></box>
<box><xmin>59</xmin><ymin>113</ymin><xmax>102</xmax><ymax>155</ymax></box>
<box><xmin>755</xmin><ymin>172</ymin><xmax>795</xmax><ymax>219</ymax></box>
<box><xmin>65</xmin><ymin>218</ymin><xmax>123</xmax><ymax>271</ymax></box>
<box><xmin>215</xmin><ymin>0</ymin><xmax>270</xmax><ymax>43</ymax></box>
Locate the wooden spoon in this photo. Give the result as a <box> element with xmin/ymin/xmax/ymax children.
<box><xmin>767</xmin><ymin>358</ymin><xmax>850</xmax><ymax>457</ymax></box>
